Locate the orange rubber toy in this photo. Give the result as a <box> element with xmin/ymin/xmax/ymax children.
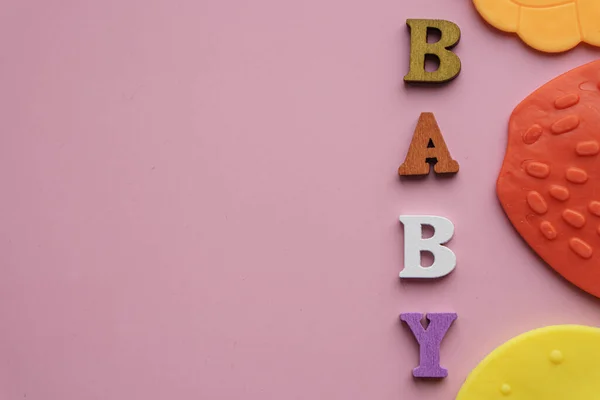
<box><xmin>497</xmin><ymin>60</ymin><xmax>600</xmax><ymax>298</ymax></box>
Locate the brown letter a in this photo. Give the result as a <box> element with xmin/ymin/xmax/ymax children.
<box><xmin>398</xmin><ymin>113</ymin><xmax>459</xmax><ymax>176</ymax></box>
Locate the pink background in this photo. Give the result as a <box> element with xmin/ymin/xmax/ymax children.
<box><xmin>1</xmin><ymin>0</ymin><xmax>600</xmax><ymax>398</ymax></box>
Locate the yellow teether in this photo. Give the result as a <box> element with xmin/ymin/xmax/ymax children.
<box><xmin>457</xmin><ymin>325</ymin><xmax>600</xmax><ymax>400</ymax></box>
<box><xmin>473</xmin><ymin>0</ymin><xmax>600</xmax><ymax>52</ymax></box>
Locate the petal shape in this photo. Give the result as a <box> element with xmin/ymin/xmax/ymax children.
<box><xmin>578</xmin><ymin>0</ymin><xmax>600</xmax><ymax>46</ymax></box>
<box><xmin>472</xmin><ymin>0</ymin><xmax>600</xmax><ymax>52</ymax></box>
<box><xmin>473</xmin><ymin>0</ymin><xmax>519</xmax><ymax>32</ymax></box>
<box><xmin>514</xmin><ymin>0</ymin><xmax>573</xmax><ymax>5</ymax></box>
<box><xmin>518</xmin><ymin>3</ymin><xmax>581</xmax><ymax>52</ymax></box>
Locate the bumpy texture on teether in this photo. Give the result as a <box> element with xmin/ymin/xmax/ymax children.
<box><xmin>497</xmin><ymin>60</ymin><xmax>600</xmax><ymax>298</ymax></box>
<box><xmin>473</xmin><ymin>0</ymin><xmax>600</xmax><ymax>52</ymax></box>
<box><xmin>456</xmin><ymin>325</ymin><xmax>600</xmax><ymax>400</ymax></box>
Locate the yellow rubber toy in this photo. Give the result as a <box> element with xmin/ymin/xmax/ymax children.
<box><xmin>473</xmin><ymin>0</ymin><xmax>600</xmax><ymax>53</ymax></box>
<box><xmin>456</xmin><ymin>325</ymin><xmax>600</xmax><ymax>400</ymax></box>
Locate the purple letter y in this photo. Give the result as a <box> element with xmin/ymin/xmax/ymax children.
<box><xmin>400</xmin><ymin>312</ymin><xmax>457</xmax><ymax>378</ymax></box>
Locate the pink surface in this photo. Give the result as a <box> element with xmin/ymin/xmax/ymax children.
<box><xmin>1</xmin><ymin>0</ymin><xmax>600</xmax><ymax>399</ymax></box>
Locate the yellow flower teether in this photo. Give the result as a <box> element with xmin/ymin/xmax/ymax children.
<box><xmin>473</xmin><ymin>0</ymin><xmax>600</xmax><ymax>52</ymax></box>
<box><xmin>457</xmin><ymin>325</ymin><xmax>600</xmax><ymax>400</ymax></box>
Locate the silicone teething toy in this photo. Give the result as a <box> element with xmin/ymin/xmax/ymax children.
<box><xmin>497</xmin><ymin>60</ymin><xmax>600</xmax><ymax>298</ymax></box>
<box><xmin>456</xmin><ymin>325</ymin><xmax>600</xmax><ymax>400</ymax></box>
<box><xmin>473</xmin><ymin>0</ymin><xmax>600</xmax><ymax>53</ymax></box>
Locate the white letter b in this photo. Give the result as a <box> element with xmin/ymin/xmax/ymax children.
<box><xmin>399</xmin><ymin>215</ymin><xmax>456</xmax><ymax>279</ymax></box>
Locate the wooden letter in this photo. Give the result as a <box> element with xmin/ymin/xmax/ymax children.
<box><xmin>399</xmin><ymin>215</ymin><xmax>456</xmax><ymax>279</ymax></box>
<box><xmin>404</xmin><ymin>19</ymin><xmax>461</xmax><ymax>84</ymax></box>
<box><xmin>400</xmin><ymin>313</ymin><xmax>457</xmax><ymax>378</ymax></box>
<box><xmin>398</xmin><ymin>112</ymin><xmax>459</xmax><ymax>176</ymax></box>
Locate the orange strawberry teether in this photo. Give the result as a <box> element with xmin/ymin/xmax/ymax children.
<box><xmin>497</xmin><ymin>60</ymin><xmax>600</xmax><ymax>298</ymax></box>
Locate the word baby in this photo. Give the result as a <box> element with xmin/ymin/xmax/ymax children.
<box><xmin>399</xmin><ymin>18</ymin><xmax>462</xmax><ymax>379</ymax></box>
